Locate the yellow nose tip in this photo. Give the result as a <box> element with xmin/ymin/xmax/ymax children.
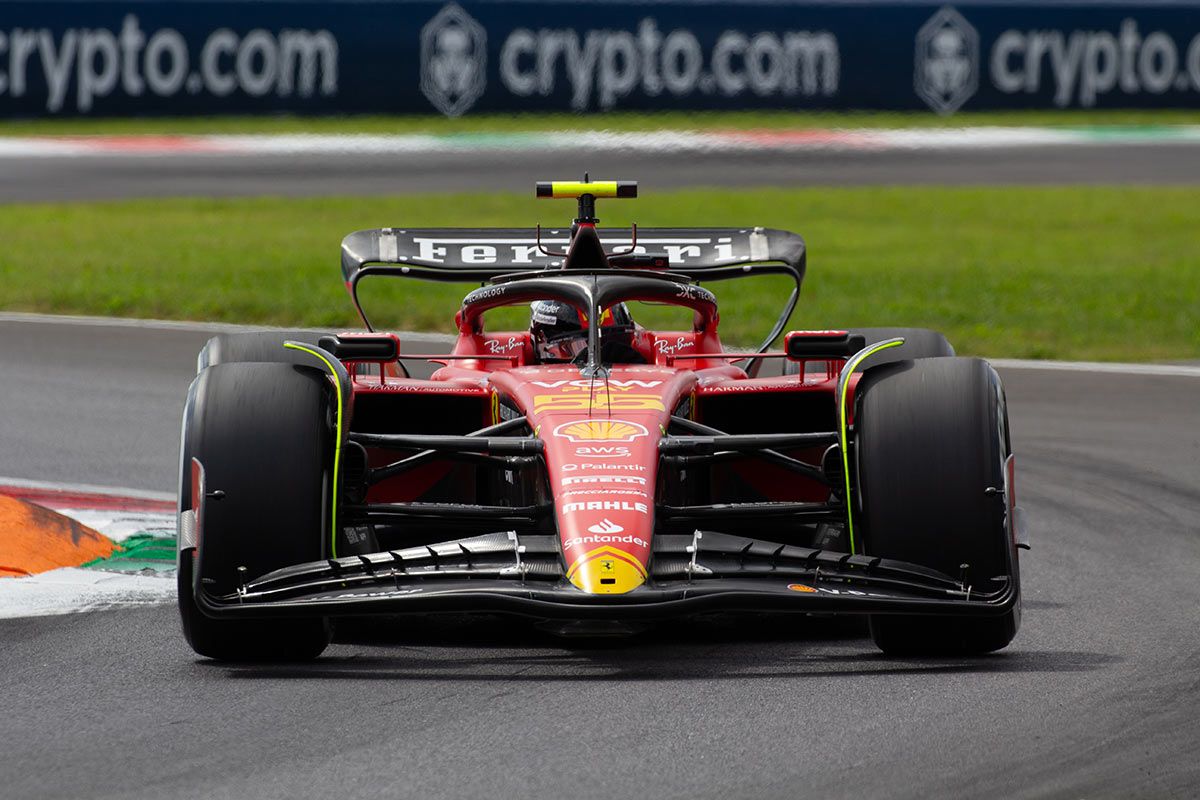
<box><xmin>567</xmin><ymin>546</ymin><xmax>647</xmax><ymax>594</ymax></box>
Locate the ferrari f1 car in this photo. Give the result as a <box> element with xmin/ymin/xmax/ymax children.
<box><xmin>177</xmin><ymin>179</ymin><xmax>1026</xmax><ymax>660</ymax></box>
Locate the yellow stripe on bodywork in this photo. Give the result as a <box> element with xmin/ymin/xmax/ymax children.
<box><xmin>567</xmin><ymin>546</ymin><xmax>647</xmax><ymax>594</ymax></box>
<box><xmin>837</xmin><ymin>338</ymin><xmax>905</xmax><ymax>554</ymax></box>
<box><xmin>284</xmin><ymin>342</ymin><xmax>344</xmax><ymax>560</ymax></box>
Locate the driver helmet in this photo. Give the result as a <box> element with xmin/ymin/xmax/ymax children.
<box><xmin>530</xmin><ymin>300</ymin><xmax>634</xmax><ymax>362</ymax></box>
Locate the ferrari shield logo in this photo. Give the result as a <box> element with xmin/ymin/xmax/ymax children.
<box><xmin>420</xmin><ymin>3</ymin><xmax>487</xmax><ymax>117</ymax></box>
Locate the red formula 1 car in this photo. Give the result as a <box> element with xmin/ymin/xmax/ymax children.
<box><xmin>177</xmin><ymin>180</ymin><xmax>1025</xmax><ymax>661</ymax></box>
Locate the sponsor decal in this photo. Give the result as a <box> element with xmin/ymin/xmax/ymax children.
<box><xmin>498</xmin><ymin>18</ymin><xmax>839</xmax><ymax>112</ymax></box>
<box><xmin>535</xmin><ymin>393</ymin><xmax>665</xmax><ymax>412</ymax></box>
<box><xmin>991</xmin><ymin>19</ymin><xmax>1200</xmax><ymax>108</ymax></box>
<box><xmin>420</xmin><ymin>3</ymin><xmax>487</xmax><ymax>117</ymax></box>
<box><xmin>587</xmin><ymin>518</ymin><xmax>624</xmax><ymax>534</ymax></box>
<box><xmin>365</xmin><ymin>384</ymin><xmax>486</xmax><ymax>395</ymax></box>
<box><xmin>786</xmin><ymin>582</ymin><xmax>893</xmax><ymax>599</ymax></box>
<box><xmin>563</xmin><ymin>533</ymin><xmax>649</xmax><ymax>549</ymax></box>
<box><xmin>563</xmin><ymin>500</ymin><xmax>649</xmax><ymax>514</ymax></box>
<box><xmin>574</xmin><ymin>445</ymin><xmax>631</xmax><ymax>459</ymax></box>
<box><xmin>484</xmin><ymin>336</ymin><xmax>523</xmax><ymax>354</ymax></box>
<box><xmin>915</xmin><ymin>7</ymin><xmax>979</xmax><ymax>114</ymax></box>
<box><xmin>562</xmin><ymin>462</ymin><xmax>646</xmax><ymax>472</ymax></box>
<box><xmin>654</xmin><ymin>336</ymin><xmax>696</xmax><ymax>356</ymax></box>
<box><xmin>560</xmin><ymin>488</ymin><xmax>648</xmax><ymax>499</ymax></box>
<box><xmin>304</xmin><ymin>587</ymin><xmax>423</xmax><ymax>601</ymax></box>
<box><xmin>0</xmin><ymin>15</ymin><xmax>338</xmax><ymax>114</ymax></box>
<box><xmin>673</xmin><ymin>283</ymin><xmax>714</xmax><ymax>302</ymax></box>
<box><xmin>466</xmin><ymin>284</ymin><xmax>507</xmax><ymax>302</ymax></box>
<box><xmin>561</xmin><ymin>475</ymin><xmax>646</xmax><ymax>486</ymax></box>
<box><xmin>554</xmin><ymin>419</ymin><xmax>649</xmax><ymax>443</ymax></box>
<box><xmin>532</xmin><ymin>380</ymin><xmax>662</xmax><ymax>389</ymax></box>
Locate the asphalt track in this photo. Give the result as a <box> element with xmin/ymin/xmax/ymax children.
<box><xmin>1</xmin><ymin>315</ymin><xmax>1198</xmax><ymax>799</ymax></box>
<box><xmin>2</xmin><ymin>141</ymin><xmax>1200</xmax><ymax>202</ymax></box>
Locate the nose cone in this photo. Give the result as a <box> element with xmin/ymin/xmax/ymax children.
<box><xmin>567</xmin><ymin>546</ymin><xmax>647</xmax><ymax>594</ymax></box>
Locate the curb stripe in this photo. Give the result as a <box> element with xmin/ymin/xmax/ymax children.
<box><xmin>0</xmin><ymin>495</ymin><xmax>116</xmax><ymax>576</ymax></box>
<box><xmin>1</xmin><ymin>127</ymin><xmax>1199</xmax><ymax>159</ymax></box>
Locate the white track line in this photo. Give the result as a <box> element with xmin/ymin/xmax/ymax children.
<box><xmin>0</xmin><ymin>475</ymin><xmax>174</xmax><ymax>503</ymax></box>
<box><xmin>3</xmin><ymin>127</ymin><xmax>1200</xmax><ymax>159</ymax></box>
<box><xmin>988</xmin><ymin>358</ymin><xmax>1200</xmax><ymax>378</ymax></box>
<box><xmin>2</xmin><ymin>312</ymin><xmax>1197</xmax><ymax>377</ymax></box>
<box><xmin>0</xmin><ymin>311</ymin><xmax>454</xmax><ymax>344</ymax></box>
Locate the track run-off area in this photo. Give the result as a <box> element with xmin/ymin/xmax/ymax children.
<box><xmin>2</xmin><ymin>126</ymin><xmax>1200</xmax><ymax>201</ymax></box>
<box><xmin>1</xmin><ymin>313</ymin><xmax>1197</xmax><ymax>799</ymax></box>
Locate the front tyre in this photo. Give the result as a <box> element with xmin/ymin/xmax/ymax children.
<box><xmin>855</xmin><ymin>357</ymin><xmax>1020</xmax><ymax>656</ymax></box>
<box><xmin>177</xmin><ymin>362</ymin><xmax>334</xmax><ymax>661</ymax></box>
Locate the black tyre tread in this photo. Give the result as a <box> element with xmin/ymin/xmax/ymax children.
<box><xmin>177</xmin><ymin>362</ymin><xmax>333</xmax><ymax>661</ymax></box>
<box><xmin>196</xmin><ymin>330</ymin><xmax>329</xmax><ymax>373</ymax></box>
<box><xmin>855</xmin><ymin>356</ymin><xmax>1019</xmax><ymax>656</ymax></box>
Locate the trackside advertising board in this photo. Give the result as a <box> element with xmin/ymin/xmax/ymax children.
<box><xmin>0</xmin><ymin>2</ymin><xmax>1198</xmax><ymax>117</ymax></box>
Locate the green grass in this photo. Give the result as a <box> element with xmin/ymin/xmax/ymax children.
<box><xmin>2</xmin><ymin>110</ymin><xmax>1200</xmax><ymax>136</ymax></box>
<box><xmin>1</xmin><ymin>187</ymin><xmax>1197</xmax><ymax>361</ymax></box>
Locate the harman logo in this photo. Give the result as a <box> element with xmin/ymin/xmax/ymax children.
<box><xmin>914</xmin><ymin>6</ymin><xmax>979</xmax><ymax>114</ymax></box>
<box><xmin>420</xmin><ymin>3</ymin><xmax>487</xmax><ymax>117</ymax></box>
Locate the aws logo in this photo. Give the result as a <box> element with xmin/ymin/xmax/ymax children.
<box><xmin>574</xmin><ymin>446</ymin><xmax>631</xmax><ymax>458</ymax></box>
<box><xmin>554</xmin><ymin>419</ymin><xmax>648</xmax><ymax>443</ymax></box>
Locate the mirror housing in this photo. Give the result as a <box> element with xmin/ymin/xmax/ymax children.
<box><xmin>785</xmin><ymin>330</ymin><xmax>866</xmax><ymax>360</ymax></box>
<box><xmin>318</xmin><ymin>332</ymin><xmax>401</xmax><ymax>362</ymax></box>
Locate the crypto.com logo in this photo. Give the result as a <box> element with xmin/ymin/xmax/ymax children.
<box><xmin>420</xmin><ymin>3</ymin><xmax>487</xmax><ymax>117</ymax></box>
<box><xmin>914</xmin><ymin>6</ymin><xmax>979</xmax><ymax>114</ymax></box>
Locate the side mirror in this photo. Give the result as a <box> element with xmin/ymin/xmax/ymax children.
<box><xmin>318</xmin><ymin>332</ymin><xmax>400</xmax><ymax>362</ymax></box>
<box><xmin>785</xmin><ymin>330</ymin><xmax>867</xmax><ymax>360</ymax></box>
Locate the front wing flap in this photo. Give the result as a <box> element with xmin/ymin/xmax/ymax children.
<box><xmin>194</xmin><ymin>531</ymin><xmax>1018</xmax><ymax>620</ymax></box>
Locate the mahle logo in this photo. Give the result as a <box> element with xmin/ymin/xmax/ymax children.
<box><xmin>420</xmin><ymin>3</ymin><xmax>487</xmax><ymax>117</ymax></box>
<box><xmin>914</xmin><ymin>6</ymin><xmax>979</xmax><ymax>114</ymax></box>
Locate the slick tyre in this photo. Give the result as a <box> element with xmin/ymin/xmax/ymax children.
<box><xmin>195</xmin><ymin>330</ymin><xmax>329</xmax><ymax>373</ymax></box>
<box><xmin>783</xmin><ymin>327</ymin><xmax>953</xmax><ymax>376</ymax></box>
<box><xmin>177</xmin><ymin>362</ymin><xmax>334</xmax><ymax>661</ymax></box>
<box><xmin>855</xmin><ymin>357</ymin><xmax>1020</xmax><ymax>656</ymax></box>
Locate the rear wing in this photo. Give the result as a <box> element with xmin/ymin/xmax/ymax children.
<box><xmin>340</xmin><ymin>227</ymin><xmax>806</xmax><ymax>284</ymax></box>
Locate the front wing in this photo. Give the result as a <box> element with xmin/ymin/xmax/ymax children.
<box><xmin>193</xmin><ymin>531</ymin><xmax>1018</xmax><ymax>620</ymax></box>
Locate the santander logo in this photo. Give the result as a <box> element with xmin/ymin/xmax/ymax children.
<box><xmin>587</xmin><ymin>518</ymin><xmax>624</xmax><ymax>534</ymax></box>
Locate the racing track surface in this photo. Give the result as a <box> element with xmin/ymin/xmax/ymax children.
<box><xmin>2</xmin><ymin>142</ymin><xmax>1200</xmax><ymax>202</ymax></box>
<box><xmin>1</xmin><ymin>315</ymin><xmax>1198</xmax><ymax>799</ymax></box>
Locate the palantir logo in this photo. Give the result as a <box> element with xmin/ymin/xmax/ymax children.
<box><xmin>914</xmin><ymin>7</ymin><xmax>978</xmax><ymax>114</ymax></box>
<box><xmin>420</xmin><ymin>3</ymin><xmax>487</xmax><ymax>117</ymax></box>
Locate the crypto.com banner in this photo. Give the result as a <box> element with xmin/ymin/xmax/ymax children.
<box><xmin>0</xmin><ymin>1</ymin><xmax>1198</xmax><ymax>117</ymax></box>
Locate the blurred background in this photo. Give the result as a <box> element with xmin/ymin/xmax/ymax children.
<box><xmin>0</xmin><ymin>0</ymin><xmax>1195</xmax><ymax>357</ymax></box>
<box><xmin>1</xmin><ymin>0</ymin><xmax>1197</xmax><ymax>357</ymax></box>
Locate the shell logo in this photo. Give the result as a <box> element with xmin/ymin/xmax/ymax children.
<box><xmin>553</xmin><ymin>419</ymin><xmax>649</xmax><ymax>443</ymax></box>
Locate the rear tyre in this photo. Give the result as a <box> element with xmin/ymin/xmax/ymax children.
<box><xmin>177</xmin><ymin>362</ymin><xmax>334</xmax><ymax>661</ymax></box>
<box><xmin>195</xmin><ymin>330</ymin><xmax>329</xmax><ymax>373</ymax></box>
<box><xmin>783</xmin><ymin>327</ymin><xmax>954</xmax><ymax>376</ymax></box>
<box><xmin>855</xmin><ymin>357</ymin><xmax>1020</xmax><ymax>656</ymax></box>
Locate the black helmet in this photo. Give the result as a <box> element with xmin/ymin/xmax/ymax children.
<box><xmin>530</xmin><ymin>300</ymin><xmax>635</xmax><ymax>362</ymax></box>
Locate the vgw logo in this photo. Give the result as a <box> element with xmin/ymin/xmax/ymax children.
<box><xmin>420</xmin><ymin>3</ymin><xmax>487</xmax><ymax>117</ymax></box>
<box><xmin>914</xmin><ymin>6</ymin><xmax>979</xmax><ymax>114</ymax></box>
